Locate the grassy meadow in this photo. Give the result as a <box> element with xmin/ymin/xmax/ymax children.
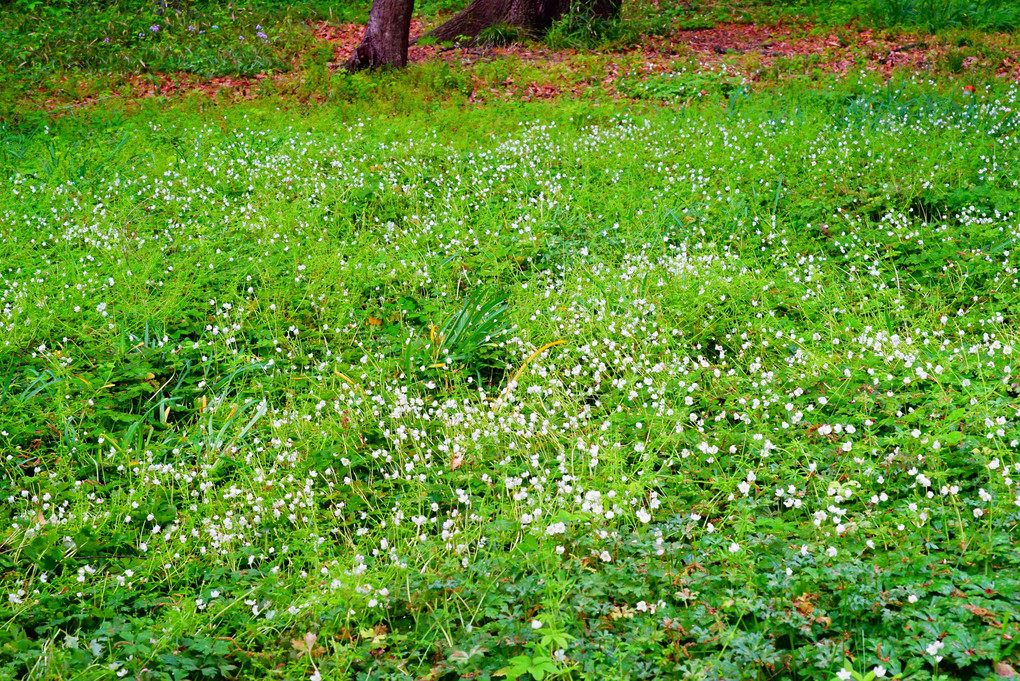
<box><xmin>2</xmin><ymin>1</ymin><xmax>1020</xmax><ymax>681</ymax></box>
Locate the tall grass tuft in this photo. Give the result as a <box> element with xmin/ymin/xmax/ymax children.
<box><xmin>870</xmin><ymin>0</ymin><xmax>1019</xmax><ymax>31</ymax></box>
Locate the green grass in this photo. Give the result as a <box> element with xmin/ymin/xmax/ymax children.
<box><xmin>714</xmin><ymin>0</ymin><xmax>1020</xmax><ymax>30</ymax></box>
<box><xmin>1</xmin><ymin>68</ymin><xmax>1020</xmax><ymax>680</ymax></box>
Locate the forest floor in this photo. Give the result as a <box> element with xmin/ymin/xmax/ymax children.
<box><xmin>2</xmin><ymin>3</ymin><xmax>1019</xmax><ymax>113</ymax></box>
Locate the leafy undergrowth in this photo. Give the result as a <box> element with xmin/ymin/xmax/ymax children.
<box><xmin>2</xmin><ymin>76</ymin><xmax>1020</xmax><ymax>680</ymax></box>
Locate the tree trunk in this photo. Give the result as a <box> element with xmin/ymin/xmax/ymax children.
<box><xmin>347</xmin><ymin>0</ymin><xmax>416</xmax><ymax>72</ymax></box>
<box><xmin>422</xmin><ymin>0</ymin><xmax>622</xmax><ymax>44</ymax></box>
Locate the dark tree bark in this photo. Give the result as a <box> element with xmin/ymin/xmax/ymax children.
<box><xmin>347</xmin><ymin>0</ymin><xmax>416</xmax><ymax>72</ymax></box>
<box><xmin>421</xmin><ymin>0</ymin><xmax>620</xmax><ymax>44</ymax></box>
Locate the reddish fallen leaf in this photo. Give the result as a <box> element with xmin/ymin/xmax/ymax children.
<box><xmin>996</xmin><ymin>662</ymin><xmax>1019</xmax><ymax>677</ymax></box>
<box><xmin>964</xmin><ymin>604</ymin><xmax>1002</xmax><ymax>628</ymax></box>
<box><xmin>291</xmin><ymin>632</ymin><xmax>318</xmax><ymax>655</ymax></box>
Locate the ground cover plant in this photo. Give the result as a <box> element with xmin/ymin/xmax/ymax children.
<box><xmin>2</xmin><ymin>72</ymin><xmax>1020</xmax><ymax>679</ymax></box>
<box><xmin>3</xmin><ymin>1</ymin><xmax>1020</xmax><ymax>680</ymax></box>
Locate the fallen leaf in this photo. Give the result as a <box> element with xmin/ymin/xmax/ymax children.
<box><xmin>964</xmin><ymin>604</ymin><xmax>1002</xmax><ymax>628</ymax></box>
<box><xmin>995</xmin><ymin>662</ymin><xmax>1018</xmax><ymax>677</ymax></box>
<box><xmin>291</xmin><ymin>631</ymin><xmax>317</xmax><ymax>654</ymax></box>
